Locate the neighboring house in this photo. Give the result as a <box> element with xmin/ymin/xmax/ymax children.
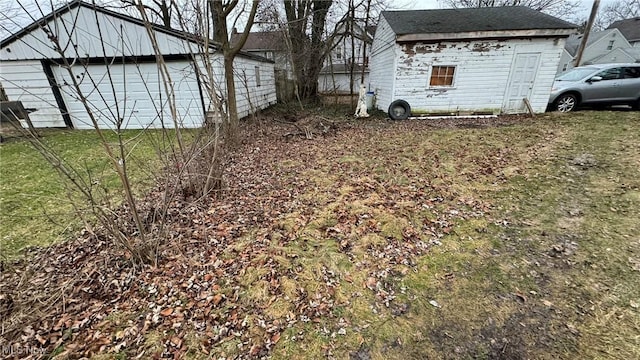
<box><xmin>557</xmin><ymin>28</ymin><xmax>632</xmax><ymax>75</ymax></box>
<box><xmin>318</xmin><ymin>64</ymin><xmax>370</xmax><ymax>94</ymax></box>
<box><xmin>231</xmin><ymin>30</ymin><xmax>293</xmax><ymax>78</ymax></box>
<box><xmin>588</xmin><ymin>47</ymin><xmax>640</xmax><ymax>64</ymax></box>
<box><xmin>369</xmin><ymin>7</ymin><xmax>576</xmax><ymax>115</ymax></box>
<box><xmin>607</xmin><ymin>17</ymin><xmax>640</xmax><ymax>47</ymax></box>
<box><xmin>318</xmin><ymin>22</ymin><xmax>375</xmax><ymax>94</ymax></box>
<box><xmin>0</xmin><ymin>0</ymin><xmax>276</xmax><ymax>129</ymax></box>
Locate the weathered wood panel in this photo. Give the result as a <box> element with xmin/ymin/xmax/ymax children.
<box><xmin>392</xmin><ymin>38</ymin><xmax>564</xmax><ymax>113</ymax></box>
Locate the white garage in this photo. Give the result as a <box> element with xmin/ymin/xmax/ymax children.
<box><xmin>50</xmin><ymin>61</ymin><xmax>204</xmax><ymax>129</ymax></box>
<box><xmin>0</xmin><ymin>1</ymin><xmax>276</xmax><ymax>129</ymax></box>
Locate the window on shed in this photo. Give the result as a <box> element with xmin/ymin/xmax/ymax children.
<box><xmin>255</xmin><ymin>66</ymin><xmax>261</xmax><ymax>87</ymax></box>
<box><xmin>430</xmin><ymin>66</ymin><xmax>456</xmax><ymax>87</ymax></box>
<box><xmin>607</xmin><ymin>40</ymin><xmax>615</xmax><ymax>50</ymax></box>
<box><xmin>562</xmin><ymin>63</ymin><xmax>568</xmax><ymax>72</ymax></box>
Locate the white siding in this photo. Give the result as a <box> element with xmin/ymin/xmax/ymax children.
<box><xmin>0</xmin><ymin>60</ymin><xmax>66</xmax><ymax>127</ymax></box>
<box><xmin>392</xmin><ymin>37</ymin><xmax>565</xmax><ymax>114</ymax></box>
<box><xmin>0</xmin><ymin>4</ymin><xmax>276</xmax><ymax>129</ymax></box>
<box><xmin>581</xmin><ymin>29</ymin><xmax>631</xmax><ymax>65</ymax></box>
<box><xmin>51</xmin><ymin>61</ymin><xmax>204</xmax><ymax>129</ymax></box>
<box><xmin>194</xmin><ymin>54</ymin><xmax>276</xmax><ymax>120</ymax></box>
<box><xmin>556</xmin><ymin>49</ymin><xmax>573</xmax><ymax>75</ymax></box>
<box><xmin>369</xmin><ymin>15</ymin><xmax>397</xmax><ymax>111</ymax></box>
<box><xmin>1</xmin><ymin>7</ymin><xmax>195</xmax><ymax>61</ymax></box>
<box><xmin>327</xmin><ymin>23</ymin><xmax>370</xmax><ymax>68</ymax></box>
<box><xmin>589</xmin><ymin>48</ymin><xmax>637</xmax><ymax>65</ymax></box>
<box><xmin>318</xmin><ymin>72</ymin><xmax>370</xmax><ymax>94</ymax></box>
<box><xmin>231</xmin><ymin>57</ymin><xmax>277</xmax><ymax>119</ymax></box>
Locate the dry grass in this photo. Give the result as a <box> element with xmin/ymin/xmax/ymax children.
<box><xmin>263</xmin><ymin>110</ymin><xmax>640</xmax><ymax>359</ymax></box>
<box><xmin>3</xmin><ymin>110</ymin><xmax>639</xmax><ymax>359</ymax></box>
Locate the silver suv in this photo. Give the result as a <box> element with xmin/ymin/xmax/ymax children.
<box><xmin>549</xmin><ymin>64</ymin><xmax>640</xmax><ymax>112</ymax></box>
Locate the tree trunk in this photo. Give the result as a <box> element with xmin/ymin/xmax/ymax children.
<box><xmin>223</xmin><ymin>55</ymin><xmax>239</xmax><ymax>140</ymax></box>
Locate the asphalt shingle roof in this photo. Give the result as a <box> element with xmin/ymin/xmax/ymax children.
<box><xmin>382</xmin><ymin>6</ymin><xmax>576</xmax><ymax>35</ymax></box>
<box><xmin>230</xmin><ymin>31</ymin><xmax>287</xmax><ymax>51</ymax></box>
<box><xmin>607</xmin><ymin>17</ymin><xmax>640</xmax><ymax>42</ymax></box>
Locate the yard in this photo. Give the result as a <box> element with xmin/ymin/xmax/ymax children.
<box><xmin>0</xmin><ymin>130</ymin><xmax>161</xmax><ymax>260</ymax></box>
<box><xmin>0</xmin><ymin>110</ymin><xmax>639</xmax><ymax>359</ymax></box>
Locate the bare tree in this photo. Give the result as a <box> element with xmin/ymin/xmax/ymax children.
<box><xmin>210</xmin><ymin>0</ymin><xmax>259</xmax><ymax>139</ymax></box>
<box><xmin>0</xmin><ymin>0</ymin><xmax>261</xmax><ymax>264</ymax></box>
<box><xmin>599</xmin><ymin>0</ymin><xmax>640</xmax><ymax>28</ymax></box>
<box><xmin>284</xmin><ymin>0</ymin><xmax>335</xmax><ymax>99</ymax></box>
<box><xmin>440</xmin><ymin>0</ymin><xmax>581</xmax><ymax>19</ymax></box>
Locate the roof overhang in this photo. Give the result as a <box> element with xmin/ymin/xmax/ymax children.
<box><xmin>396</xmin><ymin>28</ymin><xmax>576</xmax><ymax>43</ymax></box>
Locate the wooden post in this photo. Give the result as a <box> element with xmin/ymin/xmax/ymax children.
<box><xmin>523</xmin><ymin>98</ymin><xmax>535</xmax><ymax>117</ymax></box>
<box><xmin>574</xmin><ymin>0</ymin><xmax>600</xmax><ymax>67</ymax></box>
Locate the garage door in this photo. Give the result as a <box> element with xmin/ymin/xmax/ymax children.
<box><xmin>51</xmin><ymin>61</ymin><xmax>204</xmax><ymax>129</ymax></box>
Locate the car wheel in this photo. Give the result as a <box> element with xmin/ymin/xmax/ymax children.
<box><xmin>388</xmin><ymin>100</ymin><xmax>411</xmax><ymax>120</ymax></box>
<box><xmin>634</xmin><ymin>98</ymin><xmax>640</xmax><ymax>111</ymax></box>
<box><xmin>555</xmin><ymin>93</ymin><xmax>578</xmax><ymax>112</ymax></box>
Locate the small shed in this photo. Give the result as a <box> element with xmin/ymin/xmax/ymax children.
<box><xmin>0</xmin><ymin>0</ymin><xmax>276</xmax><ymax>129</ymax></box>
<box><xmin>369</xmin><ymin>7</ymin><xmax>576</xmax><ymax>115</ymax></box>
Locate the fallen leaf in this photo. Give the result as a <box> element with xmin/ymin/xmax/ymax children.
<box><xmin>429</xmin><ymin>300</ymin><xmax>441</xmax><ymax>308</ymax></box>
<box><xmin>170</xmin><ymin>336</ymin><xmax>182</xmax><ymax>348</ymax></box>
<box><xmin>160</xmin><ymin>308</ymin><xmax>174</xmax><ymax>316</ymax></box>
<box><xmin>271</xmin><ymin>332</ymin><xmax>281</xmax><ymax>344</ymax></box>
<box><xmin>365</xmin><ymin>277</ymin><xmax>377</xmax><ymax>290</ymax></box>
<box><xmin>513</xmin><ymin>292</ymin><xmax>527</xmax><ymax>303</ymax></box>
<box><xmin>250</xmin><ymin>344</ymin><xmax>261</xmax><ymax>356</ymax></box>
<box><xmin>35</xmin><ymin>333</ymin><xmax>47</xmax><ymax>345</ymax></box>
<box><xmin>213</xmin><ymin>294</ymin><xmax>224</xmax><ymax>306</ymax></box>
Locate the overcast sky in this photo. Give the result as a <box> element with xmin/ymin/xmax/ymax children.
<box><xmin>393</xmin><ymin>0</ymin><xmax>616</xmax><ymax>17</ymax></box>
<box><xmin>0</xmin><ymin>0</ymin><xmax>621</xmax><ymax>41</ymax></box>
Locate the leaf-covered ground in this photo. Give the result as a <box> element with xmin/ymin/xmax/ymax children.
<box><xmin>1</xmin><ymin>110</ymin><xmax>638</xmax><ymax>359</ymax></box>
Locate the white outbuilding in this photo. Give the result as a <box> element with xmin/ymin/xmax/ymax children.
<box><xmin>369</xmin><ymin>7</ymin><xmax>576</xmax><ymax>117</ymax></box>
<box><xmin>0</xmin><ymin>0</ymin><xmax>276</xmax><ymax>129</ymax></box>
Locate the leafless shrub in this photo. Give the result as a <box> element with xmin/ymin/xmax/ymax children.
<box><xmin>0</xmin><ymin>0</ymin><xmax>258</xmax><ymax>266</ymax></box>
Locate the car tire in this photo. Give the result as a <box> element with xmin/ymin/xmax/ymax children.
<box><xmin>388</xmin><ymin>100</ymin><xmax>411</xmax><ymax>120</ymax></box>
<box><xmin>634</xmin><ymin>98</ymin><xmax>640</xmax><ymax>111</ymax></box>
<box><xmin>554</xmin><ymin>93</ymin><xmax>578</xmax><ymax>112</ymax></box>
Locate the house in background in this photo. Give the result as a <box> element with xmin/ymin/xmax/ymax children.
<box><xmin>318</xmin><ymin>22</ymin><xmax>375</xmax><ymax>94</ymax></box>
<box><xmin>557</xmin><ymin>28</ymin><xmax>633</xmax><ymax>75</ymax></box>
<box><xmin>607</xmin><ymin>17</ymin><xmax>640</xmax><ymax>47</ymax></box>
<box><xmin>369</xmin><ymin>7</ymin><xmax>575</xmax><ymax>115</ymax></box>
<box><xmin>0</xmin><ymin>0</ymin><xmax>276</xmax><ymax>129</ymax></box>
<box><xmin>230</xmin><ymin>29</ymin><xmax>293</xmax><ymax>78</ymax></box>
<box><xmin>318</xmin><ymin>64</ymin><xmax>369</xmax><ymax>94</ymax></box>
<box><xmin>230</xmin><ymin>29</ymin><xmax>295</xmax><ymax>101</ymax></box>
